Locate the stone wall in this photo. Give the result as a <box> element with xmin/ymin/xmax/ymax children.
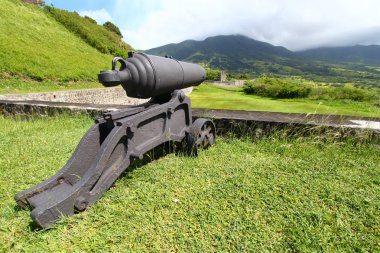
<box><xmin>207</xmin><ymin>80</ymin><xmax>246</xmax><ymax>87</ymax></box>
<box><xmin>1</xmin><ymin>100</ymin><xmax>378</xmax><ymax>141</ymax></box>
<box><xmin>0</xmin><ymin>87</ymin><xmax>193</xmax><ymax>106</ymax></box>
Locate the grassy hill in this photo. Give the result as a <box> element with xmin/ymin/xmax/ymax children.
<box><xmin>0</xmin><ymin>0</ymin><xmax>112</xmax><ymax>81</ymax></box>
<box><xmin>0</xmin><ymin>0</ymin><xmax>131</xmax><ymax>94</ymax></box>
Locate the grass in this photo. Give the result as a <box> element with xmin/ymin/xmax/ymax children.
<box><xmin>45</xmin><ymin>6</ymin><xmax>133</xmax><ymax>58</ymax></box>
<box><xmin>191</xmin><ymin>84</ymin><xmax>380</xmax><ymax>118</ymax></box>
<box><xmin>0</xmin><ymin>114</ymin><xmax>379</xmax><ymax>252</ymax></box>
<box><xmin>0</xmin><ymin>78</ymin><xmax>103</xmax><ymax>94</ymax></box>
<box><xmin>0</xmin><ymin>0</ymin><xmax>111</xmax><ymax>81</ymax></box>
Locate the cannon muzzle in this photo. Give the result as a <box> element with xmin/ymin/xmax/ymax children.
<box><xmin>98</xmin><ymin>52</ymin><xmax>206</xmax><ymax>98</ymax></box>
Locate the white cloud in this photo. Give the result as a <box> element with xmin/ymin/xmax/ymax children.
<box><xmin>79</xmin><ymin>9</ymin><xmax>112</xmax><ymax>24</ymax></box>
<box><xmin>121</xmin><ymin>0</ymin><xmax>380</xmax><ymax>51</ymax></box>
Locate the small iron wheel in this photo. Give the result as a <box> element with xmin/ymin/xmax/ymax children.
<box><xmin>187</xmin><ymin>118</ymin><xmax>216</xmax><ymax>156</ymax></box>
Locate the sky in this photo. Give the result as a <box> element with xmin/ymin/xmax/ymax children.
<box><xmin>44</xmin><ymin>0</ymin><xmax>380</xmax><ymax>51</ymax></box>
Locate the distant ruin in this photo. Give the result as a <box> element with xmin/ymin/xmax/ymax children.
<box><xmin>219</xmin><ymin>71</ymin><xmax>227</xmax><ymax>82</ymax></box>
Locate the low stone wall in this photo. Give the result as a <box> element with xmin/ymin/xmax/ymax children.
<box><xmin>0</xmin><ymin>87</ymin><xmax>147</xmax><ymax>106</ymax></box>
<box><xmin>1</xmin><ymin>99</ymin><xmax>379</xmax><ymax>142</ymax></box>
<box><xmin>207</xmin><ymin>80</ymin><xmax>246</xmax><ymax>87</ymax></box>
<box><xmin>0</xmin><ymin>87</ymin><xmax>193</xmax><ymax>106</ymax></box>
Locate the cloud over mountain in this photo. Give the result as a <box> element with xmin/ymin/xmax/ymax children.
<box><xmin>122</xmin><ymin>0</ymin><xmax>380</xmax><ymax>50</ymax></box>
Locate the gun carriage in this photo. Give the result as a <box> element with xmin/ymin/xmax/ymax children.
<box><xmin>15</xmin><ymin>53</ymin><xmax>216</xmax><ymax>228</ymax></box>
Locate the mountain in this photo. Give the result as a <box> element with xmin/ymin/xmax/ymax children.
<box><xmin>146</xmin><ymin>35</ymin><xmax>380</xmax><ymax>88</ymax></box>
<box><xmin>147</xmin><ymin>35</ymin><xmax>292</xmax><ymax>60</ymax></box>
<box><xmin>146</xmin><ymin>35</ymin><xmax>296</xmax><ymax>73</ymax></box>
<box><xmin>297</xmin><ymin>45</ymin><xmax>380</xmax><ymax>65</ymax></box>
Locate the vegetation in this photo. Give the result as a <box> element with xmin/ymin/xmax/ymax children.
<box><xmin>205</xmin><ymin>67</ymin><xmax>220</xmax><ymax>80</ymax></box>
<box><xmin>83</xmin><ymin>15</ymin><xmax>97</xmax><ymax>24</ymax></box>
<box><xmin>0</xmin><ymin>0</ymin><xmax>111</xmax><ymax>82</ymax></box>
<box><xmin>227</xmin><ymin>72</ymin><xmax>249</xmax><ymax>80</ymax></box>
<box><xmin>103</xmin><ymin>21</ymin><xmax>123</xmax><ymax>38</ymax></box>
<box><xmin>243</xmin><ymin>77</ymin><xmax>311</xmax><ymax>99</ymax></box>
<box><xmin>0</xmin><ymin>78</ymin><xmax>103</xmax><ymax>94</ymax></box>
<box><xmin>310</xmin><ymin>85</ymin><xmax>378</xmax><ymax>101</ymax></box>
<box><xmin>243</xmin><ymin>77</ymin><xmax>379</xmax><ymax>101</ymax></box>
<box><xmin>0</xmin><ymin>114</ymin><xmax>378</xmax><ymax>252</ymax></box>
<box><xmin>44</xmin><ymin>6</ymin><xmax>132</xmax><ymax>58</ymax></box>
<box><xmin>191</xmin><ymin>84</ymin><xmax>380</xmax><ymax>118</ymax></box>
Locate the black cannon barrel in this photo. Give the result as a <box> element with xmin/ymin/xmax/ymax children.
<box><xmin>98</xmin><ymin>52</ymin><xmax>206</xmax><ymax>98</ymax></box>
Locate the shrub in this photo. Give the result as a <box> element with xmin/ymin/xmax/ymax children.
<box><xmin>311</xmin><ymin>86</ymin><xmax>378</xmax><ymax>101</ymax></box>
<box><xmin>103</xmin><ymin>21</ymin><xmax>122</xmax><ymax>38</ymax></box>
<box><xmin>44</xmin><ymin>7</ymin><xmax>132</xmax><ymax>57</ymax></box>
<box><xmin>84</xmin><ymin>15</ymin><xmax>97</xmax><ymax>24</ymax></box>
<box><xmin>206</xmin><ymin>68</ymin><xmax>220</xmax><ymax>80</ymax></box>
<box><xmin>237</xmin><ymin>73</ymin><xmax>249</xmax><ymax>80</ymax></box>
<box><xmin>243</xmin><ymin>77</ymin><xmax>311</xmax><ymax>99</ymax></box>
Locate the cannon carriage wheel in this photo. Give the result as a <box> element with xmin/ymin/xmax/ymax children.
<box><xmin>187</xmin><ymin>118</ymin><xmax>216</xmax><ymax>156</ymax></box>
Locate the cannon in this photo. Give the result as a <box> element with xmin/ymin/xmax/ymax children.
<box><xmin>15</xmin><ymin>52</ymin><xmax>216</xmax><ymax>228</ymax></box>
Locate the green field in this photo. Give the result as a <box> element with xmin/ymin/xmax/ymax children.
<box><xmin>191</xmin><ymin>84</ymin><xmax>380</xmax><ymax>118</ymax></box>
<box><xmin>0</xmin><ymin>115</ymin><xmax>379</xmax><ymax>252</ymax></box>
<box><xmin>0</xmin><ymin>78</ymin><xmax>103</xmax><ymax>94</ymax></box>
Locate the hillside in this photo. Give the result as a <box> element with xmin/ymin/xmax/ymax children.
<box><xmin>146</xmin><ymin>35</ymin><xmax>380</xmax><ymax>88</ymax></box>
<box><xmin>0</xmin><ymin>0</ymin><xmax>115</xmax><ymax>82</ymax></box>
<box><xmin>44</xmin><ymin>6</ymin><xmax>133</xmax><ymax>58</ymax></box>
<box><xmin>297</xmin><ymin>45</ymin><xmax>380</xmax><ymax>65</ymax></box>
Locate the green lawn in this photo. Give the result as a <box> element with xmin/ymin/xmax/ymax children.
<box><xmin>0</xmin><ymin>79</ymin><xmax>103</xmax><ymax>94</ymax></box>
<box><xmin>0</xmin><ymin>115</ymin><xmax>379</xmax><ymax>252</ymax></box>
<box><xmin>191</xmin><ymin>84</ymin><xmax>380</xmax><ymax>118</ymax></box>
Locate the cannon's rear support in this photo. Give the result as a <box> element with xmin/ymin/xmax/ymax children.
<box><xmin>15</xmin><ymin>91</ymin><xmax>216</xmax><ymax>228</ymax></box>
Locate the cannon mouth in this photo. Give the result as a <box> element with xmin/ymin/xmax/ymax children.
<box><xmin>98</xmin><ymin>70</ymin><xmax>121</xmax><ymax>87</ymax></box>
<box><xmin>98</xmin><ymin>69</ymin><xmax>131</xmax><ymax>87</ymax></box>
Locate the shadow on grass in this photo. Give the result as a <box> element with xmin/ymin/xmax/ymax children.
<box><xmin>121</xmin><ymin>140</ymin><xmax>195</xmax><ymax>180</ymax></box>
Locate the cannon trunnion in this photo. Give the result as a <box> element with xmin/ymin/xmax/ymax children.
<box><xmin>15</xmin><ymin>54</ymin><xmax>216</xmax><ymax>228</ymax></box>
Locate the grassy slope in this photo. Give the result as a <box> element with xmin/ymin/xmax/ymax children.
<box><xmin>191</xmin><ymin>84</ymin><xmax>380</xmax><ymax>118</ymax></box>
<box><xmin>45</xmin><ymin>6</ymin><xmax>133</xmax><ymax>58</ymax></box>
<box><xmin>0</xmin><ymin>79</ymin><xmax>103</xmax><ymax>94</ymax></box>
<box><xmin>0</xmin><ymin>0</ymin><xmax>111</xmax><ymax>92</ymax></box>
<box><xmin>0</xmin><ymin>115</ymin><xmax>379</xmax><ymax>252</ymax></box>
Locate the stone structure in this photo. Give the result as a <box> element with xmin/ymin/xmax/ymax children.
<box><xmin>219</xmin><ymin>71</ymin><xmax>227</xmax><ymax>82</ymax></box>
<box><xmin>0</xmin><ymin>87</ymin><xmax>193</xmax><ymax>106</ymax></box>
<box><xmin>207</xmin><ymin>80</ymin><xmax>246</xmax><ymax>87</ymax></box>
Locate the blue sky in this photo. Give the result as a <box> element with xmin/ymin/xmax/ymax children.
<box><xmin>45</xmin><ymin>0</ymin><xmax>161</xmax><ymax>30</ymax></box>
<box><xmin>44</xmin><ymin>0</ymin><xmax>380</xmax><ymax>51</ymax></box>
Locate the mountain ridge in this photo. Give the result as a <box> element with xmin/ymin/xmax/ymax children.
<box><xmin>296</xmin><ymin>45</ymin><xmax>380</xmax><ymax>64</ymax></box>
<box><xmin>147</xmin><ymin>34</ymin><xmax>380</xmax><ymax>64</ymax></box>
<box><xmin>145</xmin><ymin>35</ymin><xmax>380</xmax><ymax>87</ymax></box>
